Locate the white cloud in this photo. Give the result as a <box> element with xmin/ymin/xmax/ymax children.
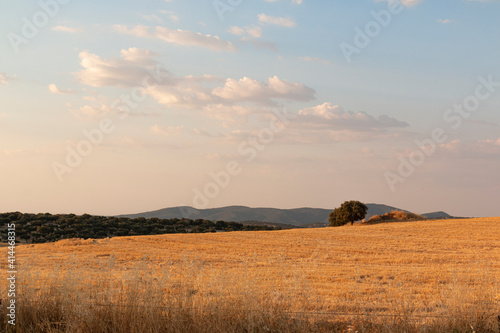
<box><xmin>52</xmin><ymin>26</ymin><xmax>80</xmax><ymax>33</ymax></box>
<box><xmin>198</xmin><ymin>102</ymin><xmax>410</xmax><ymax>144</ymax></box>
<box><xmin>48</xmin><ymin>84</ymin><xmax>75</xmax><ymax>94</ymax></box>
<box><xmin>267</xmin><ymin>102</ymin><xmax>410</xmax><ymax>144</ymax></box>
<box><xmin>75</xmin><ymin>48</ymin><xmax>166</xmax><ymax>87</ymax></box>
<box><xmin>228</xmin><ymin>26</ymin><xmax>245</xmax><ymax>35</ymax></box>
<box><xmin>437</xmin><ymin>19</ymin><xmax>453</xmax><ymax>24</ymax></box>
<box><xmin>212</xmin><ymin>76</ymin><xmax>315</xmax><ymax>104</ymax></box>
<box><xmin>113</xmin><ymin>25</ymin><xmax>235</xmax><ymax>51</ymax></box>
<box><xmin>258</xmin><ymin>14</ymin><xmax>296</xmax><ymax>27</ymax></box>
<box><xmin>147</xmin><ymin>74</ymin><xmax>313</xmax><ymax>108</ymax></box>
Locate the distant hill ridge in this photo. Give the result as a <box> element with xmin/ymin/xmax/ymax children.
<box><xmin>120</xmin><ymin>204</ymin><xmax>452</xmax><ymax>227</ymax></box>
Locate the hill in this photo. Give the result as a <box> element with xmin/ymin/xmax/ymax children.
<box><xmin>120</xmin><ymin>204</ymin><xmax>419</xmax><ymax>226</ymax></box>
<box><xmin>421</xmin><ymin>211</ymin><xmax>453</xmax><ymax>219</ymax></box>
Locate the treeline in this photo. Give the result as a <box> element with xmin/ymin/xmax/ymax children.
<box><xmin>0</xmin><ymin>212</ymin><xmax>279</xmax><ymax>244</ymax></box>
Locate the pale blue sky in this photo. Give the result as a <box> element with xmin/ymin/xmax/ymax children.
<box><xmin>1</xmin><ymin>0</ymin><xmax>499</xmax><ymax>217</ymax></box>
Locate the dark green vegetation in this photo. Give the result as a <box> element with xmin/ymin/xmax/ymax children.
<box><xmin>0</xmin><ymin>212</ymin><xmax>278</xmax><ymax>244</ymax></box>
<box><xmin>329</xmin><ymin>201</ymin><xmax>368</xmax><ymax>227</ymax></box>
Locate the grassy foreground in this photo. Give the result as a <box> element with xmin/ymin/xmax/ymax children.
<box><xmin>1</xmin><ymin>217</ymin><xmax>499</xmax><ymax>332</ymax></box>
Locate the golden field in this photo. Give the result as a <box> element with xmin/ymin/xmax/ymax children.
<box><xmin>2</xmin><ymin>217</ymin><xmax>500</xmax><ymax>332</ymax></box>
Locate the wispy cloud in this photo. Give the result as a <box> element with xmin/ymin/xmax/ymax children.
<box><xmin>48</xmin><ymin>84</ymin><xmax>75</xmax><ymax>94</ymax></box>
<box><xmin>113</xmin><ymin>25</ymin><xmax>235</xmax><ymax>51</ymax></box>
<box><xmin>258</xmin><ymin>14</ymin><xmax>296</xmax><ymax>27</ymax></box>
<box><xmin>75</xmin><ymin>48</ymin><xmax>164</xmax><ymax>87</ymax></box>
<box><xmin>0</xmin><ymin>73</ymin><xmax>15</xmax><ymax>85</ymax></box>
<box><xmin>228</xmin><ymin>25</ymin><xmax>262</xmax><ymax>38</ymax></box>
<box><xmin>159</xmin><ymin>10</ymin><xmax>180</xmax><ymax>22</ymax></box>
<box><xmin>437</xmin><ymin>19</ymin><xmax>453</xmax><ymax>24</ymax></box>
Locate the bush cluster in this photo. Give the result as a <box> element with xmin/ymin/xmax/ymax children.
<box><xmin>0</xmin><ymin>212</ymin><xmax>278</xmax><ymax>244</ymax></box>
<box><xmin>366</xmin><ymin>210</ymin><xmax>423</xmax><ymax>224</ymax></box>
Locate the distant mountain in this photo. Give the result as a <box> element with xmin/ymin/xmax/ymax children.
<box><xmin>421</xmin><ymin>211</ymin><xmax>452</xmax><ymax>219</ymax></box>
<box><xmin>120</xmin><ymin>204</ymin><xmax>421</xmax><ymax>227</ymax></box>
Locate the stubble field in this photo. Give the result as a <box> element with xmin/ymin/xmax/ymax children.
<box><xmin>2</xmin><ymin>217</ymin><xmax>499</xmax><ymax>332</ymax></box>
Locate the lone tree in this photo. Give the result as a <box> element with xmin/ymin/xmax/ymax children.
<box><xmin>329</xmin><ymin>201</ymin><xmax>368</xmax><ymax>227</ymax></box>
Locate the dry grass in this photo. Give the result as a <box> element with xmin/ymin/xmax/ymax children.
<box><xmin>1</xmin><ymin>217</ymin><xmax>499</xmax><ymax>332</ymax></box>
<box><xmin>366</xmin><ymin>210</ymin><xmax>423</xmax><ymax>224</ymax></box>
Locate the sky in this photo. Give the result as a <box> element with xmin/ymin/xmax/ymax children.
<box><xmin>1</xmin><ymin>0</ymin><xmax>499</xmax><ymax>217</ymax></box>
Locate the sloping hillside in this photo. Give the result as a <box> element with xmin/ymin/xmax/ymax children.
<box><xmin>120</xmin><ymin>204</ymin><xmax>414</xmax><ymax>226</ymax></box>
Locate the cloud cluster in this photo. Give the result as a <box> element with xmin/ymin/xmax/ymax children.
<box><xmin>195</xmin><ymin>102</ymin><xmax>410</xmax><ymax>144</ymax></box>
<box><xmin>74</xmin><ymin>49</ymin><xmax>412</xmax><ymax>143</ymax></box>
<box><xmin>75</xmin><ymin>49</ymin><xmax>315</xmax><ymax>111</ymax></box>
<box><xmin>281</xmin><ymin>103</ymin><xmax>409</xmax><ymax>143</ymax></box>
<box><xmin>296</xmin><ymin>103</ymin><xmax>409</xmax><ymax>129</ymax></box>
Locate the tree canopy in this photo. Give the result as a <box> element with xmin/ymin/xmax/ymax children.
<box><xmin>329</xmin><ymin>201</ymin><xmax>368</xmax><ymax>227</ymax></box>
